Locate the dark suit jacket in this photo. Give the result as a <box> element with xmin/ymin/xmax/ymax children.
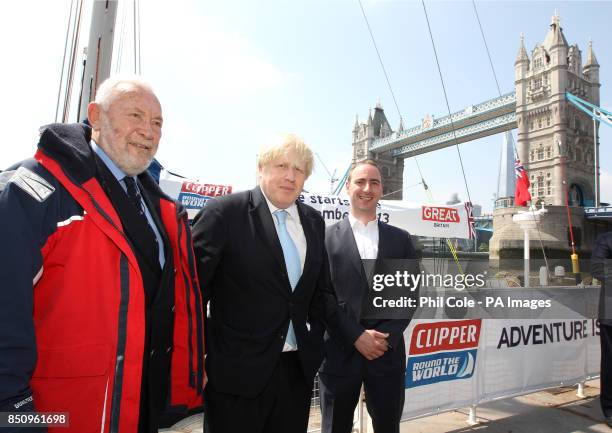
<box><xmin>593</xmin><ymin>231</ymin><xmax>612</xmax><ymax>325</ymax></box>
<box><xmin>321</xmin><ymin>217</ymin><xmax>418</xmax><ymax>377</ymax></box>
<box><xmin>191</xmin><ymin>186</ymin><xmax>355</xmax><ymax>397</ymax></box>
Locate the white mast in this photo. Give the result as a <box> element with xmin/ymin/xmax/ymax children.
<box><xmin>77</xmin><ymin>0</ymin><xmax>119</xmax><ymax>121</ymax></box>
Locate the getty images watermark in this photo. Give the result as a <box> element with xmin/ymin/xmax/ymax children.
<box><xmin>362</xmin><ymin>258</ymin><xmax>603</xmax><ymax>320</ymax></box>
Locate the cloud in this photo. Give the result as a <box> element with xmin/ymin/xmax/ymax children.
<box><xmin>136</xmin><ymin>5</ymin><xmax>285</xmax><ymax>101</ymax></box>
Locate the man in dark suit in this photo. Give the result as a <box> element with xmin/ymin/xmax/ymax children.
<box><xmin>191</xmin><ymin>135</ymin><xmax>363</xmax><ymax>433</ymax></box>
<box><xmin>592</xmin><ymin>231</ymin><xmax>612</xmax><ymax>428</ymax></box>
<box><xmin>320</xmin><ymin>160</ymin><xmax>418</xmax><ymax>433</ymax></box>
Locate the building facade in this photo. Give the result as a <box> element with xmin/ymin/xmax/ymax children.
<box><xmin>515</xmin><ymin>14</ymin><xmax>600</xmax><ymax>206</ymax></box>
<box><xmin>351</xmin><ymin>103</ymin><xmax>404</xmax><ymax>199</ymax></box>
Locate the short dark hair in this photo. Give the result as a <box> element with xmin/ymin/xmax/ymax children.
<box><xmin>347</xmin><ymin>159</ymin><xmax>381</xmax><ymax>183</ymax></box>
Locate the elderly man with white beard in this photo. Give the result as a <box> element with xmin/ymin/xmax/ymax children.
<box><xmin>0</xmin><ymin>77</ymin><xmax>205</xmax><ymax>433</ymax></box>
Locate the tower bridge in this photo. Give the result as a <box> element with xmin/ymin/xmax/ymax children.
<box><xmin>354</xmin><ymin>14</ymin><xmax>601</xmax><ymax>209</ymax></box>
<box><xmin>369</xmin><ymin>91</ymin><xmax>517</xmax><ymax>158</ymax></box>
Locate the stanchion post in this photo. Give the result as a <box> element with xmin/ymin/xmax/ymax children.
<box><xmin>513</xmin><ymin>206</ymin><xmax>548</xmax><ymax>288</ymax></box>
<box><xmin>467</xmin><ymin>405</ymin><xmax>479</xmax><ymax>425</ymax></box>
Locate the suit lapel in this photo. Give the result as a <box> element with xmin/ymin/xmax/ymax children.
<box><xmin>295</xmin><ymin>202</ymin><xmax>316</xmax><ymax>291</ymax></box>
<box><xmin>249</xmin><ymin>186</ymin><xmax>286</xmax><ymax>272</ymax></box>
<box><xmin>376</xmin><ymin>221</ymin><xmax>390</xmax><ymax>260</ymax></box>
<box><xmin>338</xmin><ymin>217</ymin><xmax>368</xmax><ymax>282</ymax></box>
<box><xmin>250</xmin><ymin>187</ymin><xmax>297</xmax><ymax>298</ymax></box>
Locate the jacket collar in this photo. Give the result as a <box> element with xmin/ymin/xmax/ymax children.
<box><xmin>249</xmin><ymin>186</ymin><xmax>318</xmax><ymax>296</ymax></box>
<box><xmin>37</xmin><ymin>122</ymin><xmax>176</xmax><ymax>207</ymax></box>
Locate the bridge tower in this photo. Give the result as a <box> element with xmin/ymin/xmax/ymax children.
<box><xmin>351</xmin><ymin>102</ymin><xmax>404</xmax><ymax>199</ymax></box>
<box><xmin>515</xmin><ymin>13</ymin><xmax>600</xmax><ymax>206</ymax></box>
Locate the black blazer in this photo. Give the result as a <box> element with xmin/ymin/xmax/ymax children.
<box><xmin>321</xmin><ymin>217</ymin><xmax>418</xmax><ymax>377</ymax></box>
<box><xmin>191</xmin><ymin>187</ymin><xmax>354</xmax><ymax>397</ymax></box>
<box><xmin>593</xmin><ymin>231</ymin><xmax>612</xmax><ymax>325</ymax></box>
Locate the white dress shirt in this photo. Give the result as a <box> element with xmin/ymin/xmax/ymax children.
<box><xmin>261</xmin><ymin>191</ymin><xmax>307</xmax><ymax>272</ymax></box>
<box><xmin>348</xmin><ymin>214</ymin><xmax>379</xmax><ymax>260</ymax></box>
<box><xmin>261</xmin><ymin>189</ymin><xmax>307</xmax><ymax>351</ymax></box>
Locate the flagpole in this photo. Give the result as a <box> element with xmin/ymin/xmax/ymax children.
<box><xmin>559</xmin><ymin>139</ymin><xmax>580</xmax><ymax>275</ymax></box>
<box><xmin>594</xmin><ymin>117</ymin><xmax>600</xmax><ymax>207</ymax></box>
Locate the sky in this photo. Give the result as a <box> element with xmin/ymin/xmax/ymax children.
<box><xmin>1</xmin><ymin>0</ymin><xmax>611</xmax><ymax>213</ymax></box>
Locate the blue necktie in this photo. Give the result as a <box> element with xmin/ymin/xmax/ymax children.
<box><xmin>123</xmin><ymin>176</ymin><xmax>160</xmax><ymax>264</ymax></box>
<box><xmin>274</xmin><ymin>210</ymin><xmax>301</xmax><ymax>348</ymax></box>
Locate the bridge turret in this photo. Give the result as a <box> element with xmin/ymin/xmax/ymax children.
<box><xmin>515</xmin><ymin>33</ymin><xmax>529</xmax><ymax>67</ymax></box>
<box><xmin>515</xmin><ymin>33</ymin><xmax>530</xmax><ymax>168</ymax></box>
<box><xmin>584</xmin><ymin>40</ymin><xmax>601</xmax><ymax>105</ymax></box>
<box><xmin>351</xmin><ymin>103</ymin><xmax>404</xmax><ymax>199</ymax></box>
<box><xmin>544</xmin><ymin>13</ymin><xmax>568</xmax><ymax>68</ymax></box>
<box><xmin>585</xmin><ymin>39</ymin><xmax>600</xmax><ymax>69</ymax></box>
<box><xmin>366</xmin><ymin>108</ymin><xmax>375</xmax><ymax>140</ymax></box>
<box><xmin>397</xmin><ymin>117</ymin><xmax>405</xmax><ymax>133</ymax></box>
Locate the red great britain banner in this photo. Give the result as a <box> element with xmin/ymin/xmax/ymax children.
<box><xmin>421</xmin><ymin>206</ymin><xmax>460</xmax><ymax>223</ymax></box>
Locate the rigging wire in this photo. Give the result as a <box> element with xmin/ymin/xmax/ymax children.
<box><xmin>421</xmin><ymin>0</ymin><xmax>472</xmax><ymax>205</ymax></box>
<box><xmin>358</xmin><ymin>0</ymin><xmax>465</xmax><ymax>271</ymax></box>
<box><xmin>357</xmin><ymin>0</ymin><xmax>402</xmax><ymax>123</ymax></box>
<box><xmin>133</xmin><ymin>0</ymin><xmax>138</xmax><ymax>74</ymax></box>
<box><xmin>356</xmin><ymin>0</ymin><xmax>429</xmax><ymax>197</ymax></box>
<box><xmin>472</xmin><ymin>1</ymin><xmax>519</xmax><ymax>156</ymax></box>
<box><xmin>115</xmin><ymin>0</ymin><xmax>128</xmax><ymax>73</ymax></box>
<box><xmin>137</xmin><ymin>0</ymin><xmax>142</xmax><ymax>74</ymax></box>
<box><xmin>472</xmin><ymin>0</ymin><xmax>549</xmax><ymax>269</ymax></box>
<box><xmin>62</xmin><ymin>0</ymin><xmax>85</xmax><ymax>123</ymax></box>
<box><xmin>471</xmin><ymin>0</ymin><xmax>502</xmax><ymax>98</ymax></box>
<box><xmin>133</xmin><ymin>0</ymin><xmax>142</xmax><ymax>74</ymax></box>
<box><xmin>55</xmin><ymin>0</ymin><xmax>76</xmax><ymax>122</ymax></box>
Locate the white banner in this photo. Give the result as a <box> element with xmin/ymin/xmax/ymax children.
<box><xmin>299</xmin><ymin>193</ymin><xmax>475</xmax><ymax>239</ymax></box>
<box><xmin>158</xmin><ymin>172</ymin><xmax>474</xmax><ymax>239</ymax></box>
<box><xmin>401</xmin><ymin>318</ymin><xmax>601</xmax><ymax>420</ymax></box>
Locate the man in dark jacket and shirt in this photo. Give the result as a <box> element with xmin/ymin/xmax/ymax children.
<box><xmin>192</xmin><ymin>135</ymin><xmax>381</xmax><ymax>433</ymax></box>
<box><xmin>320</xmin><ymin>160</ymin><xmax>418</xmax><ymax>433</ymax></box>
<box><xmin>593</xmin><ymin>231</ymin><xmax>612</xmax><ymax>428</ymax></box>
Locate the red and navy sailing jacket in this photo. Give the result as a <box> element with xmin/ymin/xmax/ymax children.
<box><xmin>0</xmin><ymin>123</ymin><xmax>205</xmax><ymax>432</ymax></box>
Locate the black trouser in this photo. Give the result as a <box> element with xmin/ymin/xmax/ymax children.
<box><xmin>206</xmin><ymin>352</ymin><xmax>313</xmax><ymax>433</ymax></box>
<box><xmin>319</xmin><ymin>371</ymin><xmax>405</xmax><ymax>433</ymax></box>
<box><xmin>601</xmin><ymin>323</ymin><xmax>612</xmax><ymax>417</ymax></box>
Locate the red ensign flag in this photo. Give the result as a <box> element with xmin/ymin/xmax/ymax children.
<box><xmin>514</xmin><ymin>159</ymin><xmax>531</xmax><ymax>206</ymax></box>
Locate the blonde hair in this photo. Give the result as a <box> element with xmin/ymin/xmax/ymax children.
<box><xmin>257</xmin><ymin>134</ymin><xmax>314</xmax><ymax>178</ymax></box>
<box><xmin>94</xmin><ymin>75</ymin><xmax>157</xmax><ymax>111</ymax></box>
